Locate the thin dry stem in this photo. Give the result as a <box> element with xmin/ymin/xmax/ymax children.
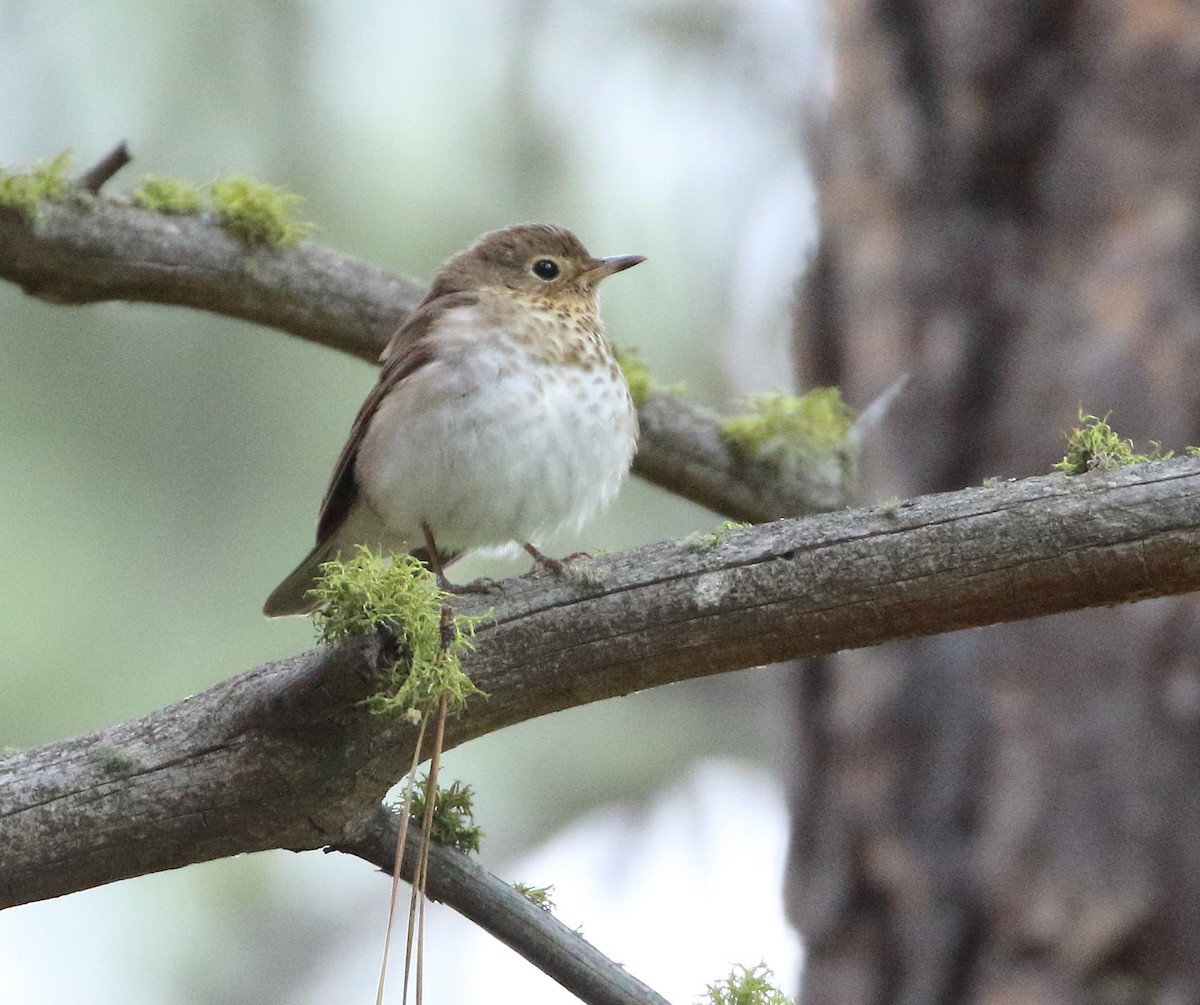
<box><xmin>414</xmin><ymin>693</ymin><xmax>450</xmax><ymax>1005</ymax></box>
<box><xmin>377</xmin><ymin>714</ymin><xmax>428</xmax><ymax>1005</ymax></box>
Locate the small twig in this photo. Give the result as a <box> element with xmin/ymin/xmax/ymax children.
<box><xmin>75</xmin><ymin>142</ymin><xmax>132</xmax><ymax>194</ymax></box>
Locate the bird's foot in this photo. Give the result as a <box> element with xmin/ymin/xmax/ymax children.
<box><xmin>523</xmin><ymin>543</ymin><xmax>590</xmax><ymax>577</ymax></box>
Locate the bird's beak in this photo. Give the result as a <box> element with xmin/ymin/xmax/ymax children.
<box><xmin>583</xmin><ymin>254</ymin><xmax>646</xmax><ymax>282</ymax></box>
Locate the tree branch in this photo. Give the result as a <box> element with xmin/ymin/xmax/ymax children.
<box><xmin>339</xmin><ymin>810</ymin><xmax>671</xmax><ymax>1005</ymax></box>
<box><xmin>4</xmin><ymin>457</ymin><xmax>1198</xmax><ymax>911</ymax></box>
<box><xmin>0</xmin><ymin>195</ymin><xmax>424</xmax><ymax>361</ymax></box>
<box><xmin>0</xmin><ymin>190</ymin><xmax>848</xmax><ymax>522</ymax></box>
<box><xmin>633</xmin><ymin>391</ymin><xmax>853</xmax><ymax>522</ymax></box>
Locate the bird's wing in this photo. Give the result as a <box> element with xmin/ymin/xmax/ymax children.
<box><xmin>313</xmin><ymin>291</ymin><xmax>480</xmax><ymax>548</ymax></box>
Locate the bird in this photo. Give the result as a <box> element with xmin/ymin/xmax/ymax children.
<box><xmin>263</xmin><ymin>223</ymin><xmax>644</xmax><ymax>616</ymax></box>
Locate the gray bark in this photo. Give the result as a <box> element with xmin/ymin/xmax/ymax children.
<box><xmin>791</xmin><ymin>2</ymin><xmax>1200</xmax><ymax>1001</ymax></box>
<box><xmin>5</xmin><ymin>459</ymin><xmax>1197</xmax><ymax>911</ymax></box>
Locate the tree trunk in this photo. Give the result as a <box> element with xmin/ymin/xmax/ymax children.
<box><xmin>789</xmin><ymin>3</ymin><xmax>1200</xmax><ymax>1002</ymax></box>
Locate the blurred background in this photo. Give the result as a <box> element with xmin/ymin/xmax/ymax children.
<box><xmin>0</xmin><ymin>1</ymin><xmax>825</xmax><ymax>1001</ymax></box>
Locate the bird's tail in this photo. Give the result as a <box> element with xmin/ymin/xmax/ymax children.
<box><xmin>262</xmin><ymin>541</ymin><xmax>332</xmax><ymax>617</ymax></box>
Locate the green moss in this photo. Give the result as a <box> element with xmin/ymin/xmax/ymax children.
<box><xmin>131</xmin><ymin>175</ymin><xmax>203</xmax><ymax>215</ymax></box>
<box><xmin>614</xmin><ymin>346</ymin><xmax>684</xmax><ymax>408</ymax></box>
<box><xmin>409</xmin><ymin>777</ymin><xmax>483</xmax><ymax>853</ymax></box>
<box><xmin>1187</xmin><ymin>446</ymin><xmax>1200</xmax><ymax>457</ymax></box>
<box><xmin>512</xmin><ymin>882</ymin><xmax>556</xmax><ymax>911</ymax></box>
<box><xmin>1054</xmin><ymin>410</ymin><xmax>1171</xmax><ymax>475</ymax></box>
<box><xmin>310</xmin><ymin>547</ymin><xmax>485</xmax><ymax>717</ymax></box>
<box><xmin>209</xmin><ymin>175</ymin><xmax>314</xmax><ymax>247</ymax></box>
<box><xmin>0</xmin><ymin>151</ymin><xmax>74</xmax><ymax>218</ymax></box>
<box><xmin>704</xmin><ymin>963</ymin><xmax>793</xmax><ymax>1005</ymax></box>
<box><xmin>685</xmin><ymin>520</ymin><xmax>751</xmax><ymax>552</ymax></box>
<box><xmin>88</xmin><ymin>744</ymin><xmax>138</xmax><ymax>776</ymax></box>
<box><xmin>615</xmin><ymin>347</ymin><xmax>654</xmax><ymax>407</ymax></box>
<box><xmin>720</xmin><ymin>388</ymin><xmax>854</xmax><ymax>463</ymax></box>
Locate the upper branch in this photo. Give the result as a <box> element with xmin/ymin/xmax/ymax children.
<box><xmin>0</xmin><ymin>192</ymin><xmax>847</xmax><ymax>523</ymax></box>
<box><xmin>4</xmin><ymin>458</ymin><xmax>1198</xmax><ymax>909</ymax></box>
<box><xmin>0</xmin><ymin>195</ymin><xmax>424</xmax><ymax>361</ymax></box>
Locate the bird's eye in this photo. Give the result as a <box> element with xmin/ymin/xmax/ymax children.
<box><xmin>532</xmin><ymin>259</ymin><xmax>560</xmax><ymax>281</ymax></box>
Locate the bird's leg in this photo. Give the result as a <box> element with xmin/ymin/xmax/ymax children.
<box><xmin>420</xmin><ymin>522</ymin><xmax>498</xmax><ymax>593</ymax></box>
<box><xmin>420</xmin><ymin>523</ymin><xmax>455</xmax><ymax>592</ymax></box>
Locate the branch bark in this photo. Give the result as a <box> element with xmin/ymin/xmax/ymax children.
<box><xmin>0</xmin><ymin>195</ymin><xmax>423</xmax><ymax>361</ymax></box>
<box><xmin>341</xmin><ymin>811</ymin><xmax>671</xmax><ymax>1005</ymax></box>
<box><xmin>0</xmin><ymin>192</ymin><xmax>849</xmax><ymax>523</ymax></box>
<box><xmin>4</xmin><ymin>457</ymin><xmax>1198</xmax><ymax>910</ymax></box>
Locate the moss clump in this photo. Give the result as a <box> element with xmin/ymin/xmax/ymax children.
<box><xmin>685</xmin><ymin>520</ymin><xmax>751</xmax><ymax>552</ymax></box>
<box><xmin>721</xmin><ymin>388</ymin><xmax>854</xmax><ymax>463</ymax></box>
<box><xmin>512</xmin><ymin>882</ymin><xmax>556</xmax><ymax>911</ymax></box>
<box><xmin>209</xmin><ymin>175</ymin><xmax>314</xmax><ymax>247</ymax></box>
<box><xmin>614</xmin><ymin>346</ymin><xmax>684</xmax><ymax>408</ymax></box>
<box><xmin>88</xmin><ymin>744</ymin><xmax>138</xmax><ymax>776</ymax></box>
<box><xmin>409</xmin><ymin>777</ymin><xmax>483</xmax><ymax>853</ymax></box>
<box><xmin>1053</xmin><ymin>410</ymin><xmax>1170</xmax><ymax>475</ymax></box>
<box><xmin>874</xmin><ymin>497</ymin><xmax>904</xmax><ymax>518</ymax></box>
<box><xmin>131</xmin><ymin>175</ymin><xmax>203</xmax><ymax>215</ymax></box>
<box><xmin>615</xmin><ymin>347</ymin><xmax>655</xmax><ymax>407</ymax></box>
<box><xmin>0</xmin><ymin>151</ymin><xmax>74</xmax><ymax>218</ymax></box>
<box><xmin>704</xmin><ymin>963</ymin><xmax>793</xmax><ymax>1005</ymax></box>
<box><xmin>310</xmin><ymin>547</ymin><xmax>484</xmax><ymax>717</ymax></box>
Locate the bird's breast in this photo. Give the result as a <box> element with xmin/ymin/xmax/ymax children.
<box><xmin>355</xmin><ymin>324</ymin><xmax>637</xmax><ymax>554</ymax></box>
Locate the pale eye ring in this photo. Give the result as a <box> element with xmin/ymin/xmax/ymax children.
<box><xmin>532</xmin><ymin>258</ymin><xmax>560</xmax><ymax>281</ymax></box>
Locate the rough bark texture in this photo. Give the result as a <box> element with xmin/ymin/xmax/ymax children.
<box><xmin>5</xmin><ymin>459</ymin><xmax>1198</xmax><ymax>911</ymax></box>
<box><xmin>790</xmin><ymin>3</ymin><xmax>1200</xmax><ymax>1003</ymax></box>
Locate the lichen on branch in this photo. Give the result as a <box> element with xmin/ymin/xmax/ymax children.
<box><xmin>208</xmin><ymin>175</ymin><xmax>315</xmax><ymax>247</ymax></box>
<box><xmin>408</xmin><ymin>777</ymin><xmax>483</xmax><ymax>853</ymax></box>
<box><xmin>1054</xmin><ymin>410</ymin><xmax>1172</xmax><ymax>475</ymax></box>
<box><xmin>0</xmin><ymin>151</ymin><xmax>74</xmax><ymax>217</ymax></box>
<box><xmin>131</xmin><ymin>175</ymin><xmax>204</xmax><ymax>215</ymax></box>
<box><xmin>309</xmin><ymin>547</ymin><xmax>485</xmax><ymax>717</ymax></box>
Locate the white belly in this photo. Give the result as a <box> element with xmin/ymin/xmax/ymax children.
<box><xmin>353</xmin><ymin>339</ymin><xmax>637</xmax><ymax>556</ymax></box>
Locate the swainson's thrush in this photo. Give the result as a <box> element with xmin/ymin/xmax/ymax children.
<box><xmin>263</xmin><ymin>223</ymin><xmax>644</xmax><ymax>616</ymax></box>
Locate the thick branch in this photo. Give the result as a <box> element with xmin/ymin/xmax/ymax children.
<box><xmin>0</xmin><ymin>193</ymin><xmax>847</xmax><ymax>522</ymax></box>
<box><xmin>4</xmin><ymin>458</ymin><xmax>1198</xmax><ymax>910</ymax></box>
